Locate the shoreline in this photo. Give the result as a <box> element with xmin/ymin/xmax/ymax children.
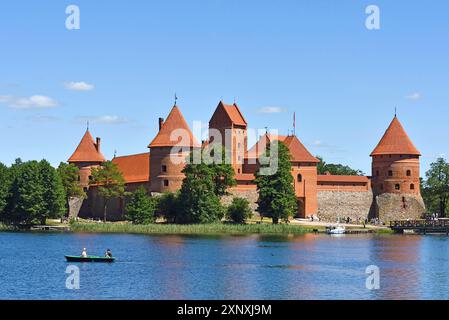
<box><xmin>1</xmin><ymin>220</ymin><xmax>393</xmax><ymax>236</ymax></box>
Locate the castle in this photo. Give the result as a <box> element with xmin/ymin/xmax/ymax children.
<box><xmin>67</xmin><ymin>101</ymin><xmax>426</xmax><ymax>222</ymax></box>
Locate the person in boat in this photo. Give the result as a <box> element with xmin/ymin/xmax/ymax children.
<box><xmin>81</xmin><ymin>248</ymin><xmax>88</xmax><ymax>258</ymax></box>
<box><xmin>105</xmin><ymin>249</ymin><xmax>112</xmax><ymax>258</ymax></box>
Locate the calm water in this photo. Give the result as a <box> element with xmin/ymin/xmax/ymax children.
<box><xmin>0</xmin><ymin>232</ymin><xmax>448</xmax><ymax>300</ymax></box>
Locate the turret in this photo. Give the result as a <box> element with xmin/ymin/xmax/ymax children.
<box><xmin>68</xmin><ymin>129</ymin><xmax>106</xmax><ymax>190</ymax></box>
<box><xmin>148</xmin><ymin>105</ymin><xmax>200</xmax><ymax>193</ymax></box>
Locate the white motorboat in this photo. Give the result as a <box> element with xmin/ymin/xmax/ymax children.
<box><xmin>326</xmin><ymin>224</ymin><xmax>346</xmax><ymax>234</ymax></box>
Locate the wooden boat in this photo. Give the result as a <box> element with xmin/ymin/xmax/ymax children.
<box><xmin>65</xmin><ymin>255</ymin><xmax>115</xmax><ymax>263</ymax></box>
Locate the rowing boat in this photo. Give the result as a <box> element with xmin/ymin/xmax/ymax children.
<box><xmin>65</xmin><ymin>255</ymin><xmax>115</xmax><ymax>263</ymax></box>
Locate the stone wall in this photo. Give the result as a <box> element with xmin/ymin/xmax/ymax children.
<box><xmin>221</xmin><ymin>188</ymin><xmax>259</xmax><ymax>214</ymax></box>
<box><xmin>375</xmin><ymin>193</ymin><xmax>425</xmax><ymax>223</ymax></box>
<box><xmin>68</xmin><ymin>196</ymin><xmax>84</xmax><ymax>219</ymax></box>
<box><xmin>317</xmin><ymin>190</ymin><xmax>374</xmax><ymax>222</ymax></box>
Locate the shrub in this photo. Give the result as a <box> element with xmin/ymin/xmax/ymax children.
<box><xmin>227</xmin><ymin>197</ymin><xmax>253</xmax><ymax>223</ymax></box>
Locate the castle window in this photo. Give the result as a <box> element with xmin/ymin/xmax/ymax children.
<box><xmin>78</xmin><ymin>175</ymin><xmax>81</xmax><ymax>182</ymax></box>
<box><xmin>395</xmin><ymin>184</ymin><xmax>401</xmax><ymax>190</ymax></box>
<box><xmin>88</xmin><ymin>175</ymin><xmax>93</xmax><ymax>182</ymax></box>
<box><xmin>162</xmin><ymin>165</ymin><xmax>167</xmax><ymax>173</ymax></box>
<box><xmin>163</xmin><ymin>180</ymin><xmax>169</xmax><ymax>187</ymax></box>
<box><xmin>406</xmin><ymin>170</ymin><xmax>411</xmax><ymax>176</ymax></box>
<box><xmin>376</xmin><ymin>170</ymin><xmax>379</xmax><ymax>176</ymax></box>
<box><xmin>410</xmin><ymin>184</ymin><xmax>415</xmax><ymax>190</ymax></box>
<box><xmin>297</xmin><ymin>174</ymin><xmax>302</xmax><ymax>182</ymax></box>
<box><xmin>388</xmin><ymin>170</ymin><xmax>393</xmax><ymax>177</ymax></box>
<box><xmin>238</xmin><ymin>169</ymin><xmax>241</xmax><ymax>174</ymax></box>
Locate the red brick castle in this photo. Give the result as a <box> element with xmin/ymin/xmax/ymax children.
<box><xmin>68</xmin><ymin>102</ymin><xmax>425</xmax><ymax>222</ymax></box>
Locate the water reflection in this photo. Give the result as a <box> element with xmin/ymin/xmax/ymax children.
<box><xmin>2</xmin><ymin>232</ymin><xmax>449</xmax><ymax>299</ymax></box>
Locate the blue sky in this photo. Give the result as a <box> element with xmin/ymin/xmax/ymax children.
<box><xmin>0</xmin><ymin>0</ymin><xmax>448</xmax><ymax>175</ymax></box>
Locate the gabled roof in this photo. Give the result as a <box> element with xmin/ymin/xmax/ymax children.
<box><xmin>283</xmin><ymin>135</ymin><xmax>320</xmax><ymax>163</ymax></box>
<box><xmin>210</xmin><ymin>101</ymin><xmax>247</xmax><ymax>127</ymax></box>
<box><xmin>68</xmin><ymin>130</ymin><xmax>106</xmax><ymax>163</ymax></box>
<box><xmin>370</xmin><ymin>116</ymin><xmax>421</xmax><ymax>156</ymax></box>
<box><xmin>112</xmin><ymin>153</ymin><xmax>150</xmax><ymax>183</ymax></box>
<box><xmin>148</xmin><ymin>105</ymin><xmax>200</xmax><ymax>148</ymax></box>
<box><xmin>246</xmin><ymin>134</ymin><xmax>319</xmax><ymax>163</ymax></box>
<box><xmin>246</xmin><ymin>134</ymin><xmax>287</xmax><ymax>158</ymax></box>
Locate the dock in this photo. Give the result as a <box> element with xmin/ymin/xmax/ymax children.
<box><xmin>30</xmin><ymin>225</ymin><xmax>71</xmax><ymax>232</ymax></box>
<box><xmin>390</xmin><ymin>219</ymin><xmax>449</xmax><ymax>234</ymax></box>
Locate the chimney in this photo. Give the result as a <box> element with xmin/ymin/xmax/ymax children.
<box><xmin>158</xmin><ymin>117</ymin><xmax>164</xmax><ymax>131</ymax></box>
<box><xmin>96</xmin><ymin>137</ymin><xmax>101</xmax><ymax>152</ymax></box>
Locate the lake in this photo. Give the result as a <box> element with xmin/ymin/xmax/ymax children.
<box><xmin>0</xmin><ymin>232</ymin><xmax>448</xmax><ymax>300</ymax></box>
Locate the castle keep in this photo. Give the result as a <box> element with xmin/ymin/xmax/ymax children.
<box><xmin>68</xmin><ymin>101</ymin><xmax>425</xmax><ymax>222</ymax></box>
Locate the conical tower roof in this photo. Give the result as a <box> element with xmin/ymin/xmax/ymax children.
<box><xmin>148</xmin><ymin>105</ymin><xmax>200</xmax><ymax>148</ymax></box>
<box><xmin>371</xmin><ymin>116</ymin><xmax>420</xmax><ymax>156</ymax></box>
<box><xmin>68</xmin><ymin>129</ymin><xmax>106</xmax><ymax>163</ymax></box>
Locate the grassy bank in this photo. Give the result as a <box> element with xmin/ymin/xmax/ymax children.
<box><xmin>70</xmin><ymin>221</ymin><xmax>316</xmax><ymax>235</ymax></box>
<box><xmin>0</xmin><ymin>223</ymin><xmax>14</xmax><ymax>232</ymax></box>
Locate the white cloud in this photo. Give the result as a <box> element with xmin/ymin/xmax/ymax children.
<box><xmin>0</xmin><ymin>94</ymin><xmax>59</xmax><ymax>109</ymax></box>
<box><xmin>64</xmin><ymin>81</ymin><xmax>95</xmax><ymax>91</ymax></box>
<box><xmin>75</xmin><ymin>115</ymin><xmax>129</xmax><ymax>125</ymax></box>
<box><xmin>405</xmin><ymin>92</ymin><xmax>422</xmax><ymax>100</ymax></box>
<box><xmin>258</xmin><ymin>106</ymin><xmax>284</xmax><ymax>114</ymax></box>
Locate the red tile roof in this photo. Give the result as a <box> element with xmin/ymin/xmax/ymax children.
<box><xmin>148</xmin><ymin>105</ymin><xmax>200</xmax><ymax>148</ymax></box>
<box><xmin>317</xmin><ymin>175</ymin><xmax>369</xmax><ymax>183</ymax></box>
<box><xmin>68</xmin><ymin>130</ymin><xmax>106</xmax><ymax>163</ymax></box>
<box><xmin>246</xmin><ymin>134</ymin><xmax>287</xmax><ymax>158</ymax></box>
<box><xmin>112</xmin><ymin>153</ymin><xmax>150</xmax><ymax>183</ymax></box>
<box><xmin>220</xmin><ymin>101</ymin><xmax>247</xmax><ymax>126</ymax></box>
<box><xmin>283</xmin><ymin>135</ymin><xmax>320</xmax><ymax>163</ymax></box>
<box><xmin>371</xmin><ymin>116</ymin><xmax>421</xmax><ymax>156</ymax></box>
<box><xmin>247</xmin><ymin>134</ymin><xmax>318</xmax><ymax>163</ymax></box>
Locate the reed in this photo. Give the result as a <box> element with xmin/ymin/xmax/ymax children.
<box><xmin>70</xmin><ymin>221</ymin><xmax>315</xmax><ymax>235</ymax></box>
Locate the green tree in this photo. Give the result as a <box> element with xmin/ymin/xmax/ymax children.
<box><xmin>39</xmin><ymin>160</ymin><xmax>66</xmax><ymax>224</ymax></box>
<box><xmin>90</xmin><ymin>161</ymin><xmax>127</xmax><ymax>222</ymax></box>
<box><xmin>255</xmin><ymin>141</ymin><xmax>297</xmax><ymax>224</ymax></box>
<box><xmin>57</xmin><ymin>162</ymin><xmax>85</xmax><ymax>199</ymax></box>
<box><xmin>176</xmin><ymin>147</ymin><xmax>236</xmax><ymax>224</ymax></box>
<box><xmin>125</xmin><ymin>187</ymin><xmax>158</xmax><ymax>224</ymax></box>
<box><xmin>0</xmin><ymin>163</ymin><xmax>10</xmax><ymax>215</ymax></box>
<box><xmin>178</xmin><ymin>162</ymin><xmax>225</xmax><ymax>223</ymax></box>
<box><xmin>158</xmin><ymin>192</ymin><xmax>180</xmax><ymax>223</ymax></box>
<box><xmin>316</xmin><ymin>156</ymin><xmax>364</xmax><ymax>176</ymax></box>
<box><xmin>226</xmin><ymin>197</ymin><xmax>253</xmax><ymax>223</ymax></box>
<box><xmin>423</xmin><ymin>158</ymin><xmax>449</xmax><ymax>217</ymax></box>
<box><xmin>4</xmin><ymin>161</ymin><xmax>44</xmax><ymax>225</ymax></box>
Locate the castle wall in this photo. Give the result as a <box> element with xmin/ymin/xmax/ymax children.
<box><xmin>79</xmin><ymin>182</ymin><xmax>149</xmax><ymax>221</ymax></box>
<box><xmin>375</xmin><ymin>193</ymin><xmax>425</xmax><ymax>223</ymax></box>
<box><xmin>317</xmin><ymin>190</ymin><xmax>374</xmax><ymax>222</ymax></box>
<box><xmin>221</xmin><ymin>187</ymin><xmax>259</xmax><ymax>214</ymax></box>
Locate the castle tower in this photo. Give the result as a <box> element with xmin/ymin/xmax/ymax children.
<box><xmin>68</xmin><ymin>129</ymin><xmax>106</xmax><ymax>191</ymax></box>
<box><xmin>370</xmin><ymin>116</ymin><xmax>425</xmax><ymax>221</ymax></box>
<box><xmin>148</xmin><ymin>105</ymin><xmax>200</xmax><ymax>193</ymax></box>
<box><xmin>209</xmin><ymin>101</ymin><xmax>247</xmax><ymax>174</ymax></box>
